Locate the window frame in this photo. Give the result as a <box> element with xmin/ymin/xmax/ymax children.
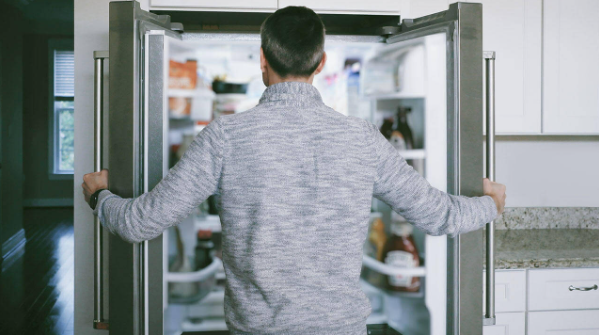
<box><xmin>48</xmin><ymin>39</ymin><xmax>75</xmax><ymax>180</ymax></box>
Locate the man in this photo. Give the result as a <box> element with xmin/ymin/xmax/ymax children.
<box><xmin>83</xmin><ymin>6</ymin><xmax>506</xmax><ymax>335</ymax></box>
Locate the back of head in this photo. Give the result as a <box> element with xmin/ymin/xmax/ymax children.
<box><xmin>260</xmin><ymin>6</ymin><xmax>326</xmax><ymax>78</ymax></box>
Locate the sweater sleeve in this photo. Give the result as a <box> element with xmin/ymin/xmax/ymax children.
<box><xmin>368</xmin><ymin>122</ymin><xmax>497</xmax><ymax>237</ymax></box>
<box><xmin>93</xmin><ymin>117</ymin><xmax>224</xmax><ymax>243</ymax></box>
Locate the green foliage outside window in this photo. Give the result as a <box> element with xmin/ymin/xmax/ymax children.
<box><xmin>57</xmin><ymin>101</ymin><xmax>74</xmax><ymax>172</ymax></box>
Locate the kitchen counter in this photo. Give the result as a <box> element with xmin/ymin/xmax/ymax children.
<box><xmin>489</xmin><ymin>229</ymin><xmax>599</xmax><ymax>269</ymax></box>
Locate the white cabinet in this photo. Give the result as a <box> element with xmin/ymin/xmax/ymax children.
<box><xmin>478</xmin><ymin>0</ymin><xmax>543</xmax><ymax>134</ymax></box>
<box><xmin>484</xmin><ymin>270</ymin><xmax>527</xmax><ymax>313</ymax></box>
<box><xmin>484</xmin><ymin>312</ymin><xmax>526</xmax><ymax>335</ymax></box>
<box><xmin>528</xmin><ymin>268</ymin><xmax>599</xmax><ymax>311</ymax></box>
<box><xmin>279</xmin><ymin>0</ymin><xmax>405</xmax><ymax>15</ymax></box>
<box><xmin>542</xmin><ymin>0</ymin><xmax>599</xmax><ymax>134</ymax></box>
<box><xmin>528</xmin><ymin>310</ymin><xmax>599</xmax><ymax>335</ymax></box>
<box><xmin>148</xmin><ymin>0</ymin><xmax>277</xmax><ymax>12</ymax></box>
<box><xmin>146</xmin><ymin>0</ymin><xmax>405</xmax><ymax>14</ymax></box>
<box><xmin>487</xmin><ymin>268</ymin><xmax>599</xmax><ymax>334</ymax></box>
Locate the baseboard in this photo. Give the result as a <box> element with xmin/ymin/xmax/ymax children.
<box><xmin>23</xmin><ymin>197</ymin><xmax>74</xmax><ymax>208</ymax></box>
<box><xmin>1</xmin><ymin>229</ymin><xmax>27</xmax><ymax>273</ymax></box>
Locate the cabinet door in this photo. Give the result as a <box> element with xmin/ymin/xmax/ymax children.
<box><xmin>543</xmin><ymin>0</ymin><xmax>599</xmax><ymax>134</ymax></box>
<box><xmin>528</xmin><ymin>310</ymin><xmax>599</xmax><ymax>335</ymax></box>
<box><xmin>528</xmin><ymin>268</ymin><xmax>599</xmax><ymax>311</ymax></box>
<box><xmin>149</xmin><ymin>0</ymin><xmax>277</xmax><ymax>11</ymax></box>
<box><xmin>483</xmin><ymin>312</ymin><xmax>525</xmax><ymax>335</ymax></box>
<box><xmin>483</xmin><ymin>270</ymin><xmax>526</xmax><ymax>313</ymax></box>
<box><xmin>481</xmin><ymin>0</ymin><xmax>542</xmax><ymax>134</ymax></box>
<box><xmin>278</xmin><ymin>0</ymin><xmax>404</xmax><ymax>14</ymax></box>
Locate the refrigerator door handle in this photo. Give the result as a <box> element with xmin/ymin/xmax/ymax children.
<box><xmin>483</xmin><ymin>51</ymin><xmax>496</xmax><ymax>327</ymax></box>
<box><xmin>93</xmin><ymin>50</ymin><xmax>109</xmax><ymax>330</ymax></box>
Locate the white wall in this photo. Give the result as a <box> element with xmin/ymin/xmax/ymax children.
<box><xmin>497</xmin><ymin>138</ymin><xmax>599</xmax><ymax>207</ymax></box>
<box><xmin>74</xmin><ymin>0</ymin><xmax>111</xmax><ymax>334</ymax></box>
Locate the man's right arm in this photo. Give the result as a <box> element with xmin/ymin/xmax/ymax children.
<box><xmin>368</xmin><ymin>122</ymin><xmax>502</xmax><ymax>237</ymax></box>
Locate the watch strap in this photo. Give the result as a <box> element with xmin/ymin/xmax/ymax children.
<box><xmin>90</xmin><ymin>189</ymin><xmax>107</xmax><ymax>210</ymax></box>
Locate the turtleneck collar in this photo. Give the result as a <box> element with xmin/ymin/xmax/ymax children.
<box><xmin>258</xmin><ymin>81</ymin><xmax>324</xmax><ymax>108</ymax></box>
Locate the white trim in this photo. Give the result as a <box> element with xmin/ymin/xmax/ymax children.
<box><xmin>23</xmin><ymin>198</ymin><xmax>74</xmax><ymax>207</ymax></box>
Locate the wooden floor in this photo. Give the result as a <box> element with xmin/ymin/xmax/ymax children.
<box><xmin>0</xmin><ymin>208</ymin><xmax>74</xmax><ymax>335</ymax></box>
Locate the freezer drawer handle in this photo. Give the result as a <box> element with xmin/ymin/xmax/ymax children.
<box><xmin>93</xmin><ymin>50</ymin><xmax>109</xmax><ymax>331</ymax></box>
<box><xmin>483</xmin><ymin>51</ymin><xmax>496</xmax><ymax>327</ymax></box>
<box><xmin>569</xmin><ymin>284</ymin><xmax>598</xmax><ymax>292</ymax></box>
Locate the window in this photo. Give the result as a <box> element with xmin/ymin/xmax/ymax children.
<box><xmin>49</xmin><ymin>40</ymin><xmax>74</xmax><ymax>178</ymax></box>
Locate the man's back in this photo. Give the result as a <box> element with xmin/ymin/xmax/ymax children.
<box><xmin>219</xmin><ymin>82</ymin><xmax>375</xmax><ymax>334</ymax></box>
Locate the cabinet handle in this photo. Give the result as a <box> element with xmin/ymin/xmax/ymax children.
<box><xmin>483</xmin><ymin>51</ymin><xmax>496</xmax><ymax>327</ymax></box>
<box><xmin>569</xmin><ymin>284</ymin><xmax>598</xmax><ymax>292</ymax></box>
<box><xmin>93</xmin><ymin>50</ymin><xmax>109</xmax><ymax>330</ymax></box>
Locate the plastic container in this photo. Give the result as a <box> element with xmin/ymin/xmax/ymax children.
<box><xmin>190</xmin><ymin>89</ymin><xmax>216</xmax><ymax>121</ymax></box>
<box><xmin>166</xmin><ymin>257</ymin><xmax>222</xmax><ymax>304</ymax></box>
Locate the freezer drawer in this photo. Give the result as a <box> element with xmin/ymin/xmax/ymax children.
<box><xmin>528</xmin><ymin>268</ymin><xmax>599</xmax><ymax>311</ymax></box>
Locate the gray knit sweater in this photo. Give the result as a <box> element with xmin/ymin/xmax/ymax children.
<box><xmin>94</xmin><ymin>81</ymin><xmax>497</xmax><ymax>334</ymax></box>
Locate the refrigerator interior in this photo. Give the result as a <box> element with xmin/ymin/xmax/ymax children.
<box><xmin>160</xmin><ymin>31</ymin><xmax>448</xmax><ymax>335</ymax></box>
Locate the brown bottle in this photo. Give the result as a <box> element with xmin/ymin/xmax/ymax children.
<box><xmin>382</xmin><ymin>222</ymin><xmax>420</xmax><ymax>292</ymax></box>
<box><xmin>365</xmin><ymin>217</ymin><xmax>388</xmax><ymax>287</ymax></box>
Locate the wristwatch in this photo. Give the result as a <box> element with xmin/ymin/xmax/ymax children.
<box><xmin>89</xmin><ymin>189</ymin><xmax>107</xmax><ymax>210</ymax></box>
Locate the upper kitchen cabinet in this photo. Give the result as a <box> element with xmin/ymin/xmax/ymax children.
<box><xmin>145</xmin><ymin>0</ymin><xmax>277</xmax><ymax>12</ymax></box>
<box><xmin>278</xmin><ymin>0</ymin><xmax>405</xmax><ymax>15</ymax></box>
<box><xmin>144</xmin><ymin>0</ymin><xmax>406</xmax><ymax>14</ymax></box>
<box><xmin>480</xmin><ymin>0</ymin><xmax>543</xmax><ymax>134</ymax></box>
<box><xmin>543</xmin><ymin>0</ymin><xmax>599</xmax><ymax>134</ymax></box>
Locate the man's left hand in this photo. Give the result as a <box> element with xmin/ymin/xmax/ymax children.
<box><xmin>83</xmin><ymin>169</ymin><xmax>109</xmax><ymax>204</ymax></box>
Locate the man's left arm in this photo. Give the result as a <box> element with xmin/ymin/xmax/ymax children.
<box><xmin>83</xmin><ymin>117</ymin><xmax>224</xmax><ymax>243</ymax></box>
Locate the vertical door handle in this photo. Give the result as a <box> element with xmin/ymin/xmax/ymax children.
<box><xmin>93</xmin><ymin>50</ymin><xmax>109</xmax><ymax>330</ymax></box>
<box><xmin>483</xmin><ymin>51</ymin><xmax>496</xmax><ymax>327</ymax></box>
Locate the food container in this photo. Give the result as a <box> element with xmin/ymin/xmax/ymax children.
<box><xmin>169</xmin><ymin>60</ymin><xmax>197</xmax><ymax>89</ymax></box>
<box><xmin>190</xmin><ymin>89</ymin><xmax>216</xmax><ymax>121</ymax></box>
<box><xmin>212</xmin><ymin>80</ymin><xmax>248</xmax><ymax>94</ymax></box>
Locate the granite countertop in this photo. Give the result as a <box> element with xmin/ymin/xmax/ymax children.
<box><xmin>492</xmin><ymin>229</ymin><xmax>599</xmax><ymax>269</ymax></box>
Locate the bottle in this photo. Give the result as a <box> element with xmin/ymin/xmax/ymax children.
<box><xmin>389</xmin><ymin>130</ymin><xmax>407</xmax><ymax>151</ymax></box>
<box><xmin>168</xmin><ymin>226</ymin><xmax>198</xmax><ymax>299</ymax></box>
<box><xmin>366</xmin><ymin>217</ymin><xmax>388</xmax><ymax>287</ymax></box>
<box><xmin>395</xmin><ymin>106</ymin><xmax>414</xmax><ymax>150</ymax></box>
<box><xmin>194</xmin><ymin>230</ymin><xmax>214</xmax><ymax>271</ymax></box>
<box><xmin>379</xmin><ymin>117</ymin><xmax>395</xmax><ymax>140</ymax></box>
<box><xmin>369</xmin><ymin>217</ymin><xmax>387</xmax><ymax>261</ymax></box>
<box><xmin>382</xmin><ymin>221</ymin><xmax>420</xmax><ymax>292</ymax></box>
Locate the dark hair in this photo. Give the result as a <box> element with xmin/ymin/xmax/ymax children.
<box><xmin>260</xmin><ymin>6</ymin><xmax>326</xmax><ymax>78</ymax></box>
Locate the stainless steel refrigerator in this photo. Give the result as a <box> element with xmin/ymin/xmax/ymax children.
<box><xmin>76</xmin><ymin>1</ymin><xmax>495</xmax><ymax>334</ymax></box>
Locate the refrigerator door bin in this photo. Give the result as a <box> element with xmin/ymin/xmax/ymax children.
<box><xmin>167</xmin><ymin>257</ymin><xmax>222</xmax><ymax>304</ymax></box>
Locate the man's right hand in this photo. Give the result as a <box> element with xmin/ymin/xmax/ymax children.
<box><xmin>483</xmin><ymin>178</ymin><xmax>506</xmax><ymax>216</ymax></box>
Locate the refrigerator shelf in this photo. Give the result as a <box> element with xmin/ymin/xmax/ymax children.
<box><xmin>368</xmin><ymin>92</ymin><xmax>426</xmax><ymax>100</ymax></box>
<box><xmin>362</xmin><ymin>255</ymin><xmax>426</xmax><ymax>277</ymax></box>
<box><xmin>194</xmin><ymin>214</ymin><xmax>222</xmax><ymax>232</ymax></box>
<box><xmin>397</xmin><ymin>149</ymin><xmax>426</xmax><ymax>160</ymax></box>
<box><xmin>168</xmin><ymin>88</ymin><xmax>215</xmax><ymax>98</ymax></box>
<box><xmin>166</xmin><ymin>257</ymin><xmax>222</xmax><ymax>283</ymax></box>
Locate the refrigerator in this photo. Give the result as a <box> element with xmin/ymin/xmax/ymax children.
<box><xmin>76</xmin><ymin>1</ymin><xmax>492</xmax><ymax>334</ymax></box>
